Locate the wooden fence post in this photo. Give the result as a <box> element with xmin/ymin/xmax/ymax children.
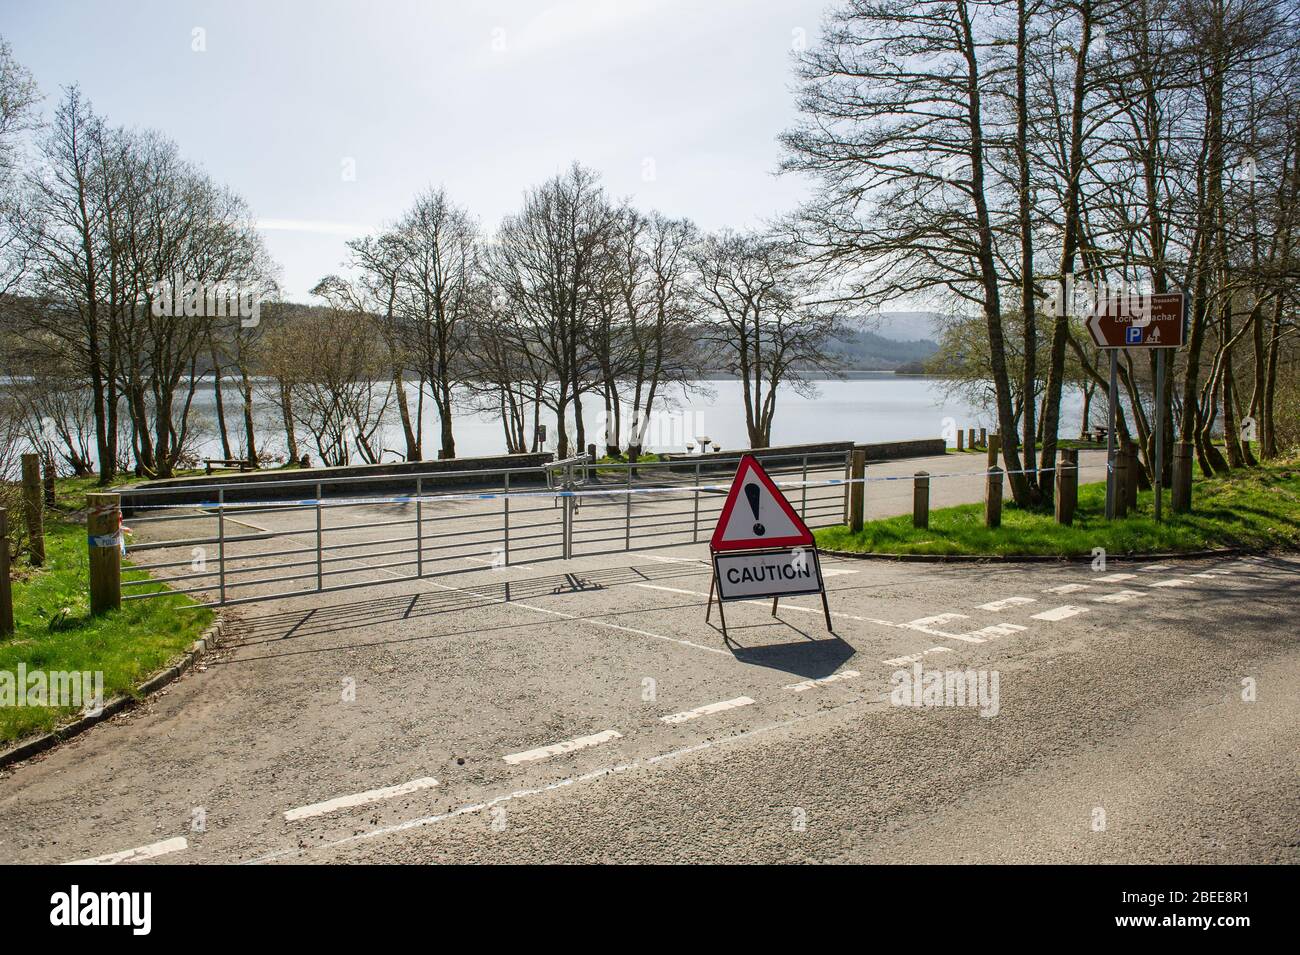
<box><xmin>913</xmin><ymin>471</ymin><xmax>930</xmax><ymax>529</ymax></box>
<box><xmin>848</xmin><ymin>448</ymin><xmax>866</xmax><ymax>533</ymax></box>
<box><xmin>1171</xmin><ymin>441</ymin><xmax>1193</xmax><ymax>513</ymax></box>
<box><xmin>1055</xmin><ymin>448</ymin><xmax>1078</xmax><ymax>525</ymax></box>
<box><xmin>987</xmin><ymin>433</ymin><xmax>1001</xmax><ymax>471</ymax></box>
<box><xmin>0</xmin><ymin>508</ymin><xmax>13</xmax><ymax>637</ymax></box>
<box><xmin>586</xmin><ymin>443</ymin><xmax>597</xmax><ymax>461</ymax></box>
<box><xmin>985</xmin><ymin>467</ymin><xmax>1003</xmax><ymax>528</ymax></box>
<box><xmin>21</xmin><ymin>453</ymin><xmax>44</xmax><ymax>567</ymax></box>
<box><xmin>87</xmin><ymin>492</ymin><xmax>122</xmax><ymax>615</ymax></box>
<box><xmin>956</xmin><ymin>429</ymin><xmax>964</xmax><ymax>452</ymax></box>
<box><xmin>979</xmin><ymin>427</ymin><xmax>987</xmax><ymax>448</ymax></box>
<box><xmin>43</xmin><ymin>450</ymin><xmax>56</xmax><ymax>506</ymax></box>
<box><xmin>967</xmin><ymin>427</ymin><xmax>976</xmax><ymax>451</ymax></box>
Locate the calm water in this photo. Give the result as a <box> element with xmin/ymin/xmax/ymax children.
<box><xmin>181</xmin><ymin>373</ymin><xmax>1088</xmax><ymax>462</ymax></box>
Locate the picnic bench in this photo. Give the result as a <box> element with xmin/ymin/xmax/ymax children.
<box><xmin>203</xmin><ymin>458</ymin><xmax>257</xmax><ymax>474</ymax></box>
<box><xmin>1082</xmin><ymin>426</ymin><xmax>1109</xmax><ymax>444</ymax></box>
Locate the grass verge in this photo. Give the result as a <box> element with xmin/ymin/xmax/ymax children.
<box><xmin>1</xmin><ymin>507</ymin><xmax>213</xmax><ymax>744</ymax></box>
<box><xmin>816</xmin><ymin>456</ymin><xmax>1300</xmax><ymax>557</ymax></box>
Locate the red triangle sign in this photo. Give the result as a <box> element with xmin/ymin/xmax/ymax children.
<box><xmin>710</xmin><ymin>454</ymin><xmax>816</xmax><ymax>552</ymax></box>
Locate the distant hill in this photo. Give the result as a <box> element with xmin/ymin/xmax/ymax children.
<box><xmin>823</xmin><ymin>328</ymin><xmax>939</xmax><ymax>370</ymax></box>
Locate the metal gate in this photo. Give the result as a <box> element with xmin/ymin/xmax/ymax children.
<box><xmin>118</xmin><ymin>450</ymin><xmax>853</xmax><ymax>608</ymax></box>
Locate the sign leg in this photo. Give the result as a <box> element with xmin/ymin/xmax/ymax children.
<box><xmin>1106</xmin><ymin>350</ymin><xmax>1118</xmax><ymax>520</ymax></box>
<box><xmin>772</xmin><ymin>596</ymin><xmax>778</xmax><ymax>617</ymax></box>
<box><xmin>820</xmin><ymin>586</ymin><xmax>833</xmax><ymax>633</ymax></box>
<box><xmin>706</xmin><ymin>572</ymin><xmax>716</xmax><ymax>623</ymax></box>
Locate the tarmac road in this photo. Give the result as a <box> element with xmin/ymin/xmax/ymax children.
<box><xmin>0</xmin><ymin>530</ymin><xmax>1294</xmax><ymax>864</ymax></box>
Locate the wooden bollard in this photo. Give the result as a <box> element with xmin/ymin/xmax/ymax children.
<box><xmin>43</xmin><ymin>451</ymin><xmax>56</xmax><ymax>506</ymax></box>
<box><xmin>967</xmin><ymin>427</ymin><xmax>976</xmax><ymax>451</ymax></box>
<box><xmin>985</xmin><ymin>466</ymin><xmax>1003</xmax><ymax>529</ymax></box>
<box><xmin>1055</xmin><ymin>448</ymin><xmax>1078</xmax><ymax>525</ymax></box>
<box><xmin>21</xmin><ymin>453</ymin><xmax>44</xmax><ymax>567</ymax></box>
<box><xmin>979</xmin><ymin>427</ymin><xmax>987</xmax><ymax>448</ymax></box>
<box><xmin>986</xmin><ymin>433</ymin><xmax>1000</xmax><ymax>470</ymax></box>
<box><xmin>848</xmin><ymin>448</ymin><xmax>866</xmax><ymax>533</ymax></box>
<box><xmin>586</xmin><ymin>443</ymin><xmax>597</xmax><ymax>461</ymax></box>
<box><xmin>87</xmin><ymin>493</ymin><xmax>122</xmax><ymax>615</ymax></box>
<box><xmin>0</xmin><ymin>508</ymin><xmax>14</xmax><ymax>637</ymax></box>
<box><xmin>1171</xmin><ymin>441</ymin><xmax>1193</xmax><ymax>513</ymax></box>
<box><xmin>956</xmin><ymin>429</ymin><xmax>964</xmax><ymax>452</ymax></box>
<box><xmin>1113</xmin><ymin>451</ymin><xmax>1129</xmax><ymax>518</ymax></box>
<box><xmin>913</xmin><ymin>471</ymin><xmax>930</xmax><ymax>529</ymax></box>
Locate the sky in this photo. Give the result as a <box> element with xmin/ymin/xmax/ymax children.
<box><xmin>2</xmin><ymin>0</ymin><xmax>834</xmax><ymax>302</ymax></box>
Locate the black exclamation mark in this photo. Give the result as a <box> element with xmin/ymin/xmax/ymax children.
<box><xmin>745</xmin><ymin>483</ymin><xmax>765</xmax><ymax>536</ymax></box>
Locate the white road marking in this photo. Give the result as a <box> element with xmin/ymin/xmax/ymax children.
<box><xmin>1150</xmin><ymin>578</ymin><xmax>1192</xmax><ymax>588</ymax></box>
<box><xmin>1032</xmin><ymin>605</ymin><xmax>1089</xmax><ymax>621</ymax></box>
<box><xmin>977</xmin><ymin>596</ymin><xmax>1036</xmax><ymax>612</ymax></box>
<box><xmin>900</xmin><ymin>614</ymin><xmax>986</xmax><ymax>643</ymax></box>
<box><xmin>65</xmin><ymin>836</ymin><xmax>188</xmax><ymax>866</ymax></box>
<box><xmin>660</xmin><ymin>696</ymin><xmax>756</xmax><ymax>723</ymax></box>
<box><xmin>1094</xmin><ymin>573</ymin><xmax>1137</xmax><ymax>582</ymax></box>
<box><xmin>785</xmin><ymin>670</ymin><xmax>862</xmax><ymax>692</ymax></box>
<box><xmin>1092</xmin><ymin>590</ymin><xmax>1144</xmax><ymax>603</ymax></box>
<box><xmin>1142</xmin><ymin>563</ymin><xmax>1173</xmax><ymax>572</ymax></box>
<box><xmin>882</xmin><ymin>647</ymin><xmax>952</xmax><ymax>666</ymax></box>
<box><xmin>248</xmin><ymin>698</ymin><xmax>891</xmax><ymax>865</ymax></box>
<box><xmin>1046</xmin><ymin>583</ymin><xmax>1090</xmax><ymax>594</ymax></box>
<box><xmin>631</xmin><ymin>583</ymin><xmax>900</xmax><ymax>630</ymax></box>
<box><xmin>821</xmin><ymin>568</ymin><xmax>859</xmax><ymax>578</ymax></box>
<box><xmin>633</xmin><ymin>583</ymin><xmax>704</xmax><ymax>597</ymax></box>
<box><xmin>966</xmin><ymin>623</ymin><xmax>1027</xmax><ymax>639</ymax></box>
<box><xmin>503</xmin><ymin>729</ymin><xmax>623</xmax><ymax>765</ymax></box>
<box><xmin>1190</xmin><ymin>572</ymin><xmax>1219</xmax><ymax>579</ymax></box>
<box><xmin>285</xmin><ymin>777</ymin><xmax>439</xmax><ymax>822</ymax></box>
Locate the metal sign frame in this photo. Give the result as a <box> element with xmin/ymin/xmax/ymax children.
<box><xmin>705</xmin><ymin>546</ymin><xmax>833</xmax><ymax>639</ymax></box>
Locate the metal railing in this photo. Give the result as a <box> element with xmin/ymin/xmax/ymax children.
<box><xmin>118</xmin><ymin>449</ymin><xmax>853</xmax><ymax>608</ymax></box>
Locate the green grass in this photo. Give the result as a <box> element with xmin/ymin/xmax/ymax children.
<box><xmin>816</xmin><ymin>457</ymin><xmax>1300</xmax><ymax>558</ymax></box>
<box><xmin>1</xmin><ymin>514</ymin><xmax>213</xmax><ymax>744</ymax></box>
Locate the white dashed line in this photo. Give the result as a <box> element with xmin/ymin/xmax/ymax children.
<box><xmin>1045</xmin><ymin>583</ymin><xmax>1090</xmax><ymax>594</ymax></box>
<box><xmin>1092</xmin><ymin>590</ymin><xmax>1144</xmax><ymax>603</ymax></box>
<box><xmin>1032</xmin><ymin>605</ymin><xmax>1089</xmax><ymax>621</ymax></box>
<box><xmin>900</xmin><ymin>614</ymin><xmax>986</xmax><ymax>643</ymax></box>
<box><xmin>883</xmin><ymin>647</ymin><xmax>952</xmax><ymax>666</ymax></box>
<box><xmin>977</xmin><ymin>597</ymin><xmax>1036</xmax><ymax>612</ymax></box>
<box><xmin>65</xmin><ymin>836</ymin><xmax>188</xmax><ymax>866</ymax></box>
<box><xmin>1094</xmin><ymin>573</ymin><xmax>1137</xmax><ymax>582</ymax></box>
<box><xmin>1142</xmin><ymin>563</ymin><xmax>1173</xmax><ymax>572</ymax></box>
<box><xmin>821</xmin><ymin>568</ymin><xmax>859</xmax><ymax>577</ymax></box>
<box><xmin>503</xmin><ymin>730</ymin><xmax>623</xmax><ymax>765</ymax></box>
<box><xmin>284</xmin><ymin>777</ymin><xmax>439</xmax><ymax>822</ymax></box>
<box><xmin>660</xmin><ymin>696</ymin><xmax>756</xmax><ymax>723</ymax></box>
<box><xmin>785</xmin><ymin>670</ymin><xmax>862</xmax><ymax>692</ymax></box>
<box><xmin>966</xmin><ymin>623</ymin><xmax>1028</xmax><ymax>639</ymax></box>
<box><xmin>1150</xmin><ymin>578</ymin><xmax>1192</xmax><ymax>588</ymax></box>
<box><xmin>1190</xmin><ymin>572</ymin><xmax>1219</xmax><ymax>578</ymax></box>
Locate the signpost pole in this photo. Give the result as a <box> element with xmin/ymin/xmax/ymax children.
<box><xmin>1106</xmin><ymin>350</ymin><xmax>1118</xmax><ymax>520</ymax></box>
<box><xmin>1154</xmin><ymin>349</ymin><xmax>1166</xmax><ymax>522</ymax></box>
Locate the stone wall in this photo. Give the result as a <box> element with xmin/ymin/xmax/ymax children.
<box><xmin>118</xmin><ymin>452</ymin><xmax>554</xmax><ymax>510</ymax></box>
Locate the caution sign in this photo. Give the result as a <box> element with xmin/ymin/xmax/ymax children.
<box><xmin>705</xmin><ymin>455</ymin><xmax>832</xmax><ymax>637</ymax></box>
<box><xmin>711</xmin><ymin>455</ymin><xmax>815</xmax><ymax>551</ymax></box>
<box><xmin>713</xmin><ymin>547</ymin><xmax>824</xmax><ymax>600</ymax></box>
